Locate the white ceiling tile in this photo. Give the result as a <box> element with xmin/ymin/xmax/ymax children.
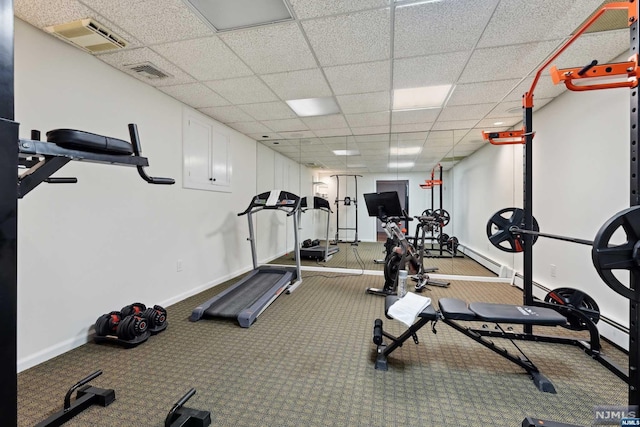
<box><xmin>394</xmin><ymin>0</ymin><xmax>498</xmax><ymax>58</ymax></box>
<box><xmin>153</xmin><ymin>37</ymin><xmax>252</xmax><ymax>81</ymax></box>
<box><xmin>478</xmin><ymin>0</ymin><xmax>605</xmax><ymax>48</ymax></box>
<box><xmin>302</xmin><ymin>9</ymin><xmax>390</xmax><ymax>66</ymax></box>
<box><xmin>390</xmin><ymin>123</ymin><xmax>433</xmax><ymax>133</ymax></box>
<box><xmin>302</xmin><ymin>115</ymin><xmax>349</xmax><ymax>130</ymax></box>
<box><xmin>289</xmin><ymin>0</ymin><xmax>389</xmax><ymax>19</ymax></box>
<box><xmin>458</xmin><ymin>40</ymin><xmax>562</xmax><ymax>84</ymax></box>
<box><xmin>82</xmin><ymin>0</ymin><xmax>214</xmax><ymax>44</ymax></box>
<box><xmin>439</xmin><ymin>103</ymin><xmax>494</xmax><ymax>121</ymax></box>
<box><xmin>239</xmin><ymin>102</ymin><xmax>297</xmax><ymax>121</ymax></box>
<box><xmin>220</xmin><ymin>23</ymin><xmax>317</xmax><ymax>74</ymax></box>
<box><xmin>358</xmin><ymin>141</ymin><xmax>390</xmax><ymax>151</ymax></box>
<box><xmin>159</xmin><ymin>83</ymin><xmax>229</xmax><ymax>108</ymax></box>
<box><xmin>313</xmin><ymin>128</ymin><xmax>353</xmax><ymax>137</ymax></box>
<box><xmin>475</xmin><ymin>117</ymin><xmax>522</xmax><ymax>129</ymax></box>
<box><xmin>261</xmin><ymin>69</ymin><xmax>333</xmax><ymax>100</ymax></box>
<box><xmin>97</xmin><ymin>47</ymin><xmax>195</xmax><ymax>87</ymax></box>
<box><xmin>457</xmin><ymin>133</ymin><xmax>488</xmax><ymax>145</ymax></box>
<box><xmin>198</xmin><ymin>105</ymin><xmax>255</xmax><ymax>123</ymax></box>
<box><xmin>431</xmin><ymin>120</ymin><xmax>479</xmax><ymax>131</ymax></box>
<box><xmin>250</xmin><ymin>133</ymin><xmax>284</xmax><ymax>141</ymax></box>
<box><xmin>323</xmin><ymin>60</ymin><xmax>391</xmax><ymax>95</ymax></box>
<box><xmin>336</xmin><ymin>91</ymin><xmax>390</xmax><ymax>114</ymax></box>
<box><xmin>395</xmin><ymin>132</ymin><xmax>428</xmax><ymax>142</ymax></box>
<box><xmin>354</xmin><ymin>134</ymin><xmax>390</xmax><ymax>143</ymax></box>
<box><xmin>204</xmin><ymin>76</ymin><xmax>278</xmax><ymax>104</ymax></box>
<box><xmin>394</xmin><ymin>51</ymin><xmax>470</xmax><ymax>88</ymax></box>
<box><xmin>447</xmin><ymin>79</ymin><xmax>523</xmax><ymax>106</ymax></box>
<box><xmin>486</xmin><ymin>98</ymin><xmax>553</xmax><ymax>118</ymax></box>
<box><xmin>345</xmin><ymin>112</ymin><xmax>390</xmax><ymax>128</ymax></box>
<box><xmin>262</xmin><ymin>118</ymin><xmax>309</xmax><ymax>132</ymax></box>
<box><xmin>350</xmin><ymin>125</ymin><xmax>390</xmax><ymax>135</ymax></box>
<box><xmin>391</xmin><ymin>109</ymin><xmax>440</xmax><ymax>125</ymax></box>
<box><xmin>509</xmin><ymin>77</ymin><xmax>565</xmax><ymax>102</ymax></box>
<box><xmin>227</xmin><ymin>121</ymin><xmax>273</xmax><ymax>134</ymax></box>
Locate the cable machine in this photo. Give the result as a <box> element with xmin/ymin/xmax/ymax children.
<box><xmin>482</xmin><ymin>0</ymin><xmax>640</xmax><ymax>418</ymax></box>
<box><xmin>331</xmin><ymin>174</ymin><xmax>362</xmax><ymax>245</ymax></box>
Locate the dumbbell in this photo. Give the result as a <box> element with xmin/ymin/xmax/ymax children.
<box><xmin>121</xmin><ymin>302</ymin><xmax>168</xmax><ymax>331</ymax></box>
<box><xmin>94</xmin><ymin>310</ymin><xmax>148</xmax><ymax>341</ymax></box>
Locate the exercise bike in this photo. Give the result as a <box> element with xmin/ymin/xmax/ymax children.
<box><xmin>364</xmin><ymin>192</ymin><xmax>449</xmax><ymax>297</ymax></box>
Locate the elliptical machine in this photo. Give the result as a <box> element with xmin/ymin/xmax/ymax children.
<box><xmin>364</xmin><ymin>192</ymin><xmax>449</xmax><ymax>296</ymax></box>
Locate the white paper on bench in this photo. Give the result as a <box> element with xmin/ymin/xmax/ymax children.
<box><xmin>387</xmin><ymin>293</ymin><xmax>432</xmax><ymax>327</ymax></box>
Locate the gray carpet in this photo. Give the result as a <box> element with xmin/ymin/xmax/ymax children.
<box><xmin>18</xmin><ymin>272</ymin><xmax>627</xmax><ymax>426</ymax></box>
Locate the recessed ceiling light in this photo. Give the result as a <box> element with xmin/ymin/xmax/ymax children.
<box><xmin>389</xmin><ymin>161</ymin><xmax>415</xmax><ymax>168</ymax></box>
<box><xmin>493</xmin><ymin>121</ymin><xmax>504</xmax><ymax>126</ymax></box>
<box><xmin>185</xmin><ymin>0</ymin><xmax>292</xmax><ymax>32</ymax></box>
<box><xmin>286</xmin><ymin>97</ymin><xmax>340</xmax><ymax>117</ymax></box>
<box><xmin>390</xmin><ymin>146</ymin><xmax>422</xmax><ymax>155</ymax></box>
<box><xmin>393</xmin><ymin>85</ymin><xmax>453</xmax><ymax>111</ymax></box>
<box><xmin>333</xmin><ymin>150</ymin><xmax>360</xmax><ymax>156</ymax></box>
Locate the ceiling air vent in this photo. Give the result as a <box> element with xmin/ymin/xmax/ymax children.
<box><xmin>304</xmin><ymin>162</ymin><xmax>324</xmax><ymax>169</ymax></box>
<box><xmin>125</xmin><ymin>62</ymin><xmax>172</xmax><ymax>80</ymax></box>
<box><xmin>44</xmin><ymin>18</ymin><xmax>128</xmax><ymax>54</ymax></box>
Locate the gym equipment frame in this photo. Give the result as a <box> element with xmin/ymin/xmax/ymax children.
<box><xmin>0</xmin><ymin>2</ymin><xmax>175</xmax><ymax>422</ymax></box>
<box><xmin>331</xmin><ymin>174</ymin><xmax>362</xmax><ymax>244</ymax></box>
<box><xmin>480</xmin><ymin>0</ymin><xmax>640</xmax><ymax>418</ymax></box>
<box><xmin>190</xmin><ymin>190</ymin><xmax>303</xmax><ymax>327</ymax></box>
<box><xmin>299</xmin><ymin>196</ymin><xmax>340</xmax><ymax>262</ymax></box>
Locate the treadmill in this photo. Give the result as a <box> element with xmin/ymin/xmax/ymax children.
<box><xmin>189</xmin><ymin>190</ymin><xmax>303</xmax><ymax>328</ymax></box>
<box><xmin>299</xmin><ymin>196</ymin><xmax>340</xmax><ymax>262</ymax></box>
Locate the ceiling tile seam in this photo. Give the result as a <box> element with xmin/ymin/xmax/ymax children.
<box><xmin>294</xmin><ymin>3</ymin><xmax>392</xmax><ymax>23</ymax></box>
<box><xmin>385</xmin><ymin>0</ymin><xmax>396</xmax><ymax>168</ymax></box>
<box><xmin>284</xmin><ymin>0</ymin><xmax>355</xmax><ymax>142</ymax></box>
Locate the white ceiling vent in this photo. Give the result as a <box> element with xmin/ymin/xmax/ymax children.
<box><xmin>44</xmin><ymin>19</ymin><xmax>128</xmax><ymax>54</ymax></box>
<box><xmin>125</xmin><ymin>62</ymin><xmax>172</xmax><ymax>80</ymax></box>
<box><xmin>304</xmin><ymin>162</ymin><xmax>324</xmax><ymax>169</ymax></box>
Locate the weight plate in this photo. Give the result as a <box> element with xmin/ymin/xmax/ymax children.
<box><xmin>592</xmin><ymin>206</ymin><xmax>640</xmax><ymax>301</ymax></box>
<box><xmin>433</xmin><ymin>209</ymin><xmax>450</xmax><ymax>227</ymax></box>
<box><xmin>422</xmin><ymin>209</ymin><xmax>434</xmax><ymax>217</ymax></box>
<box><xmin>543</xmin><ymin>287</ymin><xmax>600</xmax><ymax>330</ymax></box>
<box><xmin>486</xmin><ymin>207</ymin><xmax>539</xmax><ymax>253</ymax></box>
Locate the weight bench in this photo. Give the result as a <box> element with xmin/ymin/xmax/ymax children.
<box><xmin>373</xmin><ymin>296</ymin><xmax>568</xmax><ymax>393</ymax></box>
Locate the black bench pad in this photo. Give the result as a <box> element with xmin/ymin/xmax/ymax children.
<box><xmin>469</xmin><ymin>302</ymin><xmax>567</xmax><ymax>326</ymax></box>
<box><xmin>47</xmin><ymin>129</ymin><xmax>133</xmax><ymax>155</ymax></box>
<box><xmin>438</xmin><ymin>298</ymin><xmax>476</xmax><ymax>320</ymax></box>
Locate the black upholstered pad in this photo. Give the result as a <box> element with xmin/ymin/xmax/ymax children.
<box><xmin>469</xmin><ymin>302</ymin><xmax>567</xmax><ymax>325</ymax></box>
<box><xmin>46</xmin><ymin>129</ymin><xmax>133</xmax><ymax>155</ymax></box>
<box><xmin>438</xmin><ymin>298</ymin><xmax>476</xmax><ymax>320</ymax></box>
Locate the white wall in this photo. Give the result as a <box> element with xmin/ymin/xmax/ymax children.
<box><xmin>13</xmin><ymin>19</ymin><xmax>297</xmax><ymax>370</ymax></box>
<box><xmin>452</xmin><ymin>82</ymin><xmax>631</xmax><ymax>347</ymax></box>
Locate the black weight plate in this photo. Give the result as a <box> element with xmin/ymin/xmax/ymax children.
<box><xmin>486</xmin><ymin>207</ymin><xmax>539</xmax><ymax>253</ymax></box>
<box><xmin>434</xmin><ymin>209</ymin><xmax>450</xmax><ymax>227</ymax></box>
<box><xmin>592</xmin><ymin>206</ymin><xmax>640</xmax><ymax>302</ymax></box>
<box><xmin>544</xmin><ymin>287</ymin><xmax>600</xmax><ymax>330</ymax></box>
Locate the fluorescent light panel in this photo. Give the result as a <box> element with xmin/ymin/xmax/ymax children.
<box><xmin>389</xmin><ymin>161</ymin><xmax>415</xmax><ymax>168</ymax></box>
<box><xmin>186</xmin><ymin>0</ymin><xmax>292</xmax><ymax>31</ymax></box>
<box><xmin>390</xmin><ymin>146</ymin><xmax>422</xmax><ymax>155</ymax></box>
<box><xmin>333</xmin><ymin>150</ymin><xmax>360</xmax><ymax>156</ymax></box>
<box><xmin>286</xmin><ymin>97</ymin><xmax>340</xmax><ymax>117</ymax></box>
<box><xmin>393</xmin><ymin>84</ymin><xmax>453</xmax><ymax>111</ymax></box>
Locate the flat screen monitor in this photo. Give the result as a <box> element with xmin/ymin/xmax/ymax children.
<box><xmin>363</xmin><ymin>191</ymin><xmax>403</xmax><ymax>218</ymax></box>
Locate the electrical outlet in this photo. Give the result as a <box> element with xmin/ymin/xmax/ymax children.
<box><xmin>177</xmin><ymin>259</ymin><xmax>183</xmax><ymax>272</ymax></box>
<box><xmin>550</xmin><ymin>264</ymin><xmax>556</xmax><ymax>278</ymax></box>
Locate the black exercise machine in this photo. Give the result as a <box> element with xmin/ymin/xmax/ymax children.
<box><xmin>373</xmin><ymin>295</ymin><xmax>567</xmax><ymax>392</ymax></box>
<box><xmin>331</xmin><ymin>174</ymin><xmax>362</xmax><ymax>245</ymax></box>
<box><xmin>363</xmin><ymin>191</ymin><xmax>448</xmax><ymax>296</ymax></box>
<box><xmin>164</xmin><ymin>388</ymin><xmax>211</xmax><ymax>427</ymax></box>
<box><xmin>480</xmin><ymin>2</ymin><xmax>640</xmax><ymax>424</ymax></box>
<box><xmin>299</xmin><ymin>196</ymin><xmax>339</xmax><ymax>262</ymax></box>
<box><xmin>190</xmin><ymin>190</ymin><xmax>303</xmax><ymax>327</ymax></box>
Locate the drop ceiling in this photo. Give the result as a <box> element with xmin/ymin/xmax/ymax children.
<box><xmin>15</xmin><ymin>0</ymin><xmax>630</xmax><ymax>173</ymax></box>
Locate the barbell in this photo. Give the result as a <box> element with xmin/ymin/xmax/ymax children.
<box><xmin>486</xmin><ymin>206</ymin><xmax>640</xmax><ymax>301</ymax></box>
